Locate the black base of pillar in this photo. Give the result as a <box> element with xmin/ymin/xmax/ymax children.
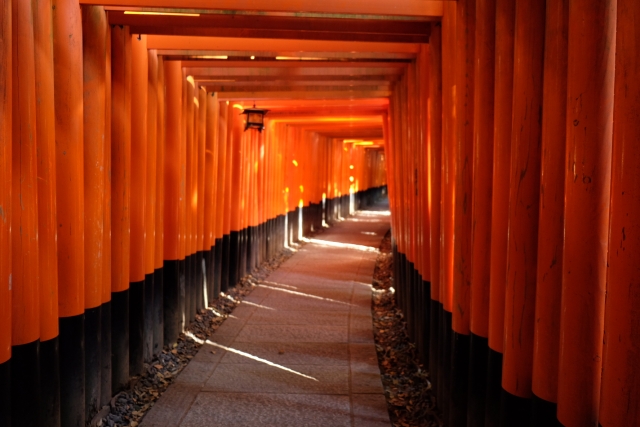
<box><xmin>485</xmin><ymin>348</ymin><xmax>503</xmax><ymax>427</ymax></box>
<box><xmin>450</xmin><ymin>331</ymin><xmax>470</xmax><ymax>427</ymax></box>
<box><xmin>429</xmin><ymin>300</ymin><xmax>441</xmax><ymax>392</ymax></box>
<box><xmin>440</xmin><ymin>310</ymin><xmax>452</xmax><ymax>421</ymax></box>
<box><xmin>213</xmin><ymin>238</ymin><xmax>223</xmax><ymax>297</ymax></box>
<box><xmin>163</xmin><ymin>261</ymin><xmax>180</xmax><ymax>346</ymax></box>
<box><xmin>239</xmin><ymin>229</ymin><xmax>247</xmax><ymax>278</ymax></box>
<box><xmin>129</xmin><ymin>280</ymin><xmax>144</xmax><ymax>377</ymax></box>
<box><xmin>85</xmin><ymin>306</ymin><xmax>101</xmax><ymax>422</ymax></box>
<box><xmin>60</xmin><ymin>313</ymin><xmax>85</xmax><ymax>427</ymax></box>
<box><xmin>0</xmin><ymin>359</ymin><xmax>10</xmax><ymax>427</ymax></box>
<box><xmin>111</xmin><ymin>289</ymin><xmax>129</xmax><ymax>392</ymax></box>
<box><xmin>499</xmin><ymin>389</ymin><xmax>531</xmax><ymax>427</ymax></box>
<box><xmin>178</xmin><ymin>259</ymin><xmax>186</xmax><ymax>331</ymax></box>
<box><xmin>100</xmin><ymin>301</ymin><xmax>112</xmax><ymax>408</ymax></box>
<box><xmin>229</xmin><ymin>230</ymin><xmax>240</xmax><ymax>288</ymax></box>
<box><xmin>531</xmin><ymin>394</ymin><xmax>562</xmax><ymax>427</ymax></box>
<box><xmin>203</xmin><ymin>249</ymin><xmax>212</xmax><ymax>306</ymax></box>
<box><xmin>195</xmin><ymin>251</ymin><xmax>205</xmax><ymax>313</ymax></box>
<box><xmin>11</xmin><ymin>340</ymin><xmax>40</xmax><ymax>427</ymax></box>
<box><xmin>186</xmin><ymin>254</ymin><xmax>195</xmax><ymax>323</ymax></box>
<box><xmin>420</xmin><ymin>280</ymin><xmax>431</xmax><ymax>366</ymax></box>
<box><xmin>221</xmin><ymin>234</ymin><xmax>231</xmax><ymax>293</ymax></box>
<box><xmin>40</xmin><ymin>337</ymin><xmax>61</xmax><ymax>427</ymax></box>
<box><xmin>153</xmin><ymin>268</ymin><xmax>164</xmax><ymax>356</ymax></box>
<box><xmin>468</xmin><ymin>333</ymin><xmax>489</xmax><ymax>427</ymax></box>
<box><xmin>143</xmin><ymin>273</ymin><xmax>154</xmax><ymax>362</ymax></box>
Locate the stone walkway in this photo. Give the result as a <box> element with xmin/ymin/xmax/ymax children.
<box><xmin>142</xmin><ymin>202</ymin><xmax>391</xmax><ymax>427</ymax></box>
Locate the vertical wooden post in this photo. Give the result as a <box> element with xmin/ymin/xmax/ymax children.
<box><xmin>34</xmin><ymin>0</ymin><xmax>61</xmax><ymax>423</ymax></box>
<box><xmin>469</xmin><ymin>0</ymin><xmax>494</xmax><ymax>424</ymax></box>
<box><xmin>82</xmin><ymin>5</ymin><xmax>107</xmax><ymax>421</ymax></box>
<box><xmin>101</xmin><ymin>22</ymin><xmax>112</xmax><ymax>408</ymax></box>
<box><xmin>162</xmin><ymin>60</ymin><xmax>182</xmax><ymax>346</ymax></box>
<box><xmin>145</xmin><ymin>48</ymin><xmax>158</xmax><ymax>360</ymax></box>
<box><xmin>196</xmin><ymin>86</ymin><xmax>206</xmax><ymax>310</ymax></box>
<box><xmin>600</xmin><ymin>2</ymin><xmax>640</xmax><ymax>425</ymax></box>
<box><xmin>109</xmin><ymin>24</ymin><xmax>131</xmax><ymax>394</ymax></box>
<box><xmin>0</xmin><ymin>1</ymin><xmax>11</xmax><ymax>424</ymax></box>
<box><xmin>53</xmin><ymin>0</ymin><xmax>85</xmax><ymax>424</ymax></box>
<box><xmin>216</xmin><ymin>101</ymin><xmax>229</xmax><ymax>294</ymax></box>
<box><xmin>558</xmin><ymin>0</ymin><xmax>616</xmax><ymax>425</ymax></box>
<box><xmin>153</xmin><ymin>55</ymin><xmax>165</xmax><ymax>354</ymax></box>
<box><xmin>11</xmin><ymin>1</ymin><xmax>41</xmax><ymax>425</ymax></box>
<box><xmin>129</xmin><ymin>32</ymin><xmax>147</xmax><ymax>377</ymax></box>
<box><xmin>531</xmin><ymin>1</ymin><xmax>568</xmax><ymax>424</ymax></box>
<box><xmin>220</xmin><ymin>102</ymin><xmax>232</xmax><ymax>292</ymax></box>
<box><xmin>501</xmin><ymin>0</ymin><xmax>545</xmax><ymax>424</ymax></box>
<box><xmin>204</xmin><ymin>92</ymin><xmax>219</xmax><ymax>297</ymax></box>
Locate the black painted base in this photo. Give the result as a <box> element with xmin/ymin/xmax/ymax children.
<box><xmin>11</xmin><ymin>340</ymin><xmax>40</xmax><ymax>427</ymax></box>
<box><xmin>40</xmin><ymin>337</ymin><xmax>61</xmax><ymax>426</ymax></box>
<box><xmin>429</xmin><ymin>300</ymin><xmax>441</xmax><ymax>392</ymax></box>
<box><xmin>195</xmin><ymin>251</ymin><xmax>205</xmax><ymax>313</ymax></box>
<box><xmin>163</xmin><ymin>260</ymin><xmax>180</xmax><ymax>346</ymax></box>
<box><xmin>111</xmin><ymin>289</ymin><xmax>129</xmax><ymax>393</ymax></box>
<box><xmin>450</xmin><ymin>331</ymin><xmax>470</xmax><ymax>427</ymax></box>
<box><xmin>0</xmin><ymin>359</ymin><xmax>9</xmax><ymax>427</ymax></box>
<box><xmin>531</xmin><ymin>394</ymin><xmax>562</xmax><ymax>427</ymax></box>
<box><xmin>178</xmin><ymin>259</ymin><xmax>186</xmax><ymax>331</ymax></box>
<box><xmin>441</xmin><ymin>311</ymin><xmax>453</xmax><ymax>421</ymax></box>
<box><xmin>100</xmin><ymin>301</ymin><xmax>112</xmax><ymax>408</ymax></box>
<box><xmin>229</xmin><ymin>230</ymin><xmax>240</xmax><ymax>288</ymax></box>
<box><xmin>60</xmin><ymin>313</ymin><xmax>85</xmax><ymax>427</ymax></box>
<box><xmin>419</xmin><ymin>280</ymin><xmax>431</xmax><ymax>367</ymax></box>
<box><xmin>468</xmin><ymin>333</ymin><xmax>489</xmax><ymax>427</ymax></box>
<box><xmin>144</xmin><ymin>273</ymin><xmax>154</xmax><ymax>362</ymax></box>
<box><xmin>500</xmin><ymin>389</ymin><xmax>531</xmax><ymax>427</ymax></box>
<box><xmin>129</xmin><ymin>280</ymin><xmax>144</xmax><ymax>376</ymax></box>
<box><xmin>485</xmin><ymin>348</ymin><xmax>503</xmax><ymax>427</ymax></box>
<box><xmin>213</xmin><ymin>238</ymin><xmax>223</xmax><ymax>298</ymax></box>
<box><xmin>153</xmin><ymin>268</ymin><xmax>164</xmax><ymax>355</ymax></box>
<box><xmin>221</xmin><ymin>234</ymin><xmax>231</xmax><ymax>293</ymax></box>
<box><xmin>185</xmin><ymin>254</ymin><xmax>194</xmax><ymax>323</ymax></box>
<box><xmin>239</xmin><ymin>228</ymin><xmax>247</xmax><ymax>279</ymax></box>
<box><xmin>85</xmin><ymin>306</ymin><xmax>101</xmax><ymax>422</ymax></box>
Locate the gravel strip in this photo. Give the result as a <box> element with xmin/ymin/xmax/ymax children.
<box><xmin>371</xmin><ymin>231</ymin><xmax>442</xmax><ymax>427</ymax></box>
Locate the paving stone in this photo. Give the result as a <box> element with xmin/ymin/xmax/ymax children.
<box><xmin>203</xmin><ymin>363</ymin><xmax>350</xmax><ymax>394</ymax></box>
<box><xmin>219</xmin><ymin>342</ymin><xmax>349</xmax><ymax>366</ymax></box>
<box><xmin>139</xmin><ymin>384</ymin><xmax>198</xmax><ymax>427</ymax></box>
<box><xmin>235</xmin><ymin>324</ymin><xmax>348</xmax><ymax>343</ymax></box>
<box><xmin>352</xmin><ymin>394</ymin><xmax>392</xmax><ymax>427</ymax></box>
<box><xmin>247</xmin><ymin>310</ymin><xmax>349</xmax><ymax>326</ymax></box>
<box><xmin>179</xmin><ymin>393</ymin><xmax>351</xmax><ymax>427</ymax></box>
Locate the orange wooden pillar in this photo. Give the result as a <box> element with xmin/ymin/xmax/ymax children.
<box><xmin>486</xmin><ymin>1</ymin><xmax>514</xmax><ymax>424</ymax></box>
<box><xmin>82</xmin><ymin>4</ymin><xmax>107</xmax><ymax>420</ymax></box>
<box><xmin>219</xmin><ymin>102</ymin><xmax>232</xmax><ymax>293</ymax></box>
<box><xmin>129</xmin><ymin>32</ymin><xmax>147</xmax><ymax>377</ymax></box>
<box><xmin>11</xmin><ymin>1</ymin><xmax>41</xmax><ymax>424</ymax></box>
<box><xmin>599</xmin><ymin>1</ymin><xmax>640</xmax><ymax>425</ymax></box>
<box><xmin>34</xmin><ymin>0</ymin><xmax>61</xmax><ymax>423</ymax></box>
<box><xmin>0</xmin><ymin>0</ymin><xmax>11</xmax><ymax>423</ymax></box>
<box><xmin>185</xmin><ymin>75</ymin><xmax>196</xmax><ymax>322</ymax></box>
<box><xmin>531</xmin><ymin>1</ymin><xmax>568</xmax><ymax>424</ymax></box>
<box><xmin>450</xmin><ymin>0</ymin><xmax>474</xmax><ymax>424</ymax></box>
<box><xmin>162</xmin><ymin>60</ymin><xmax>183</xmax><ymax>345</ymax></box>
<box><xmin>203</xmin><ymin>92</ymin><xmax>217</xmax><ymax>297</ymax></box>
<box><xmin>102</xmin><ymin>22</ymin><xmax>113</xmax><ymax>408</ymax></box>
<box><xmin>439</xmin><ymin>2</ymin><xmax>456</xmax><ymax>419</ymax></box>
<box><xmin>109</xmin><ymin>24</ymin><xmax>131</xmax><ymax>394</ymax></box>
<box><xmin>145</xmin><ymin>48</ymin><xmax>159</xmax><ymax>360</ymax></box>
<box><xmin>468</xmin><ymin>0</ymin><xmax>494</xmax><ymax>423</ymax></box>
<box><xmin>53</xmin><ymin>0</ymin><xmax>86</xmax><ymax>424</ymax></box>
<box><xmin>177</xmin><ymin>70</ymin><xmax>187</xmax><ymax>328</ymax></box>
<box><xmin>214</xmin><ymin>100</ymin><xmax>227</xmax><ymax>295</ymax></box>
<box><xmin>153</xmin><ymin>55</ymin><xmax>165</xmax><ymax>353</ymax></box>
<box><xmin>557</xmin><ymin>0</ymin><xmax>615</xmax><ymax>425</ymax></box>
<box><xmin>501</xmin><ymin>0</ymin><xmax>545</xmax><ymax>423</ymax></box>
<box><xmin>228</xmin><ymin>103</ymin><xmax>244</xmax><ymax>287</ymax></box>
<box><xmin>145</xmin><ymin>49</ymin><xmax>161</xmax><ymax>355</ymax></box>
<box><xmin>196</xmin><ymin>86</ymin><xmax>207</xmax><ymax>310</ymax></box>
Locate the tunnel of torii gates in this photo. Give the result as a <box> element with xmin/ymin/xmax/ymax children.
<box><xmin>1</xmin><ymin>0</ymin><xmax>640</xmax><ymax>426</ymax></box>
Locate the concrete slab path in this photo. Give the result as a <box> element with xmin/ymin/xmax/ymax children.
<box><xmin>142</xmin><ymin>202</ymin><xmax>391</xmax><ymax>427</ymax></box>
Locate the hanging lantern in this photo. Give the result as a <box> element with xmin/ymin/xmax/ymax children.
<box><xmin>241</xmin><ymin>105</ymin><xmax>269</xmax><ymax>132</ymax></box>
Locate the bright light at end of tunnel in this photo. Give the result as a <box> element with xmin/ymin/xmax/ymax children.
<box><xmin>250</xmin><ymin>55</ymin><xmax>255</xmax><ymax>60</ymax></box>
<box><xmin>124</xmin><ymin>11</ymin><xmax>200</xmax><ymax>16</ymax></box>
<box><xmin>299</xmin><ymin>185</ymin><xmax>304</xmax><ymax>193</ymax></box>
<box><xmin>349</xmin><ymin>176</ymin><xmax>354</xmax><ymax>182</ymax></box>
<box><xmin>349</xmin><ymin>165</ymin><xmax>354</xmax><ymax>170</ymax></box>
<box><xmin>292</xmin><ymin>160</ymin><xmax>298</xmax><ymax>167</ymax></box>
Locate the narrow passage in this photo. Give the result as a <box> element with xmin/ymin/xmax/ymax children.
<box><xmin>142</xmin><ymin>202</ymin><xmax>392</xmax><ymax>427</ymax></box>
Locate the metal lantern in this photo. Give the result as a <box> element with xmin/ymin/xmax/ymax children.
<box><xmin>241</xmin><ymin>106</ymin><xmax>269</xmax><ymax>132</ymax></box>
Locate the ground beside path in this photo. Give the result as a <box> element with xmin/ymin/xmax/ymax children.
<box><xmin>142</xmin><ymin>202</ymin><xmax>392</xmax><ymax>427</ymax></box>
